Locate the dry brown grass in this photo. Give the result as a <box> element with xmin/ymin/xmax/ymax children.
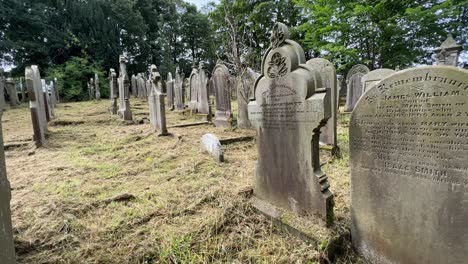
<box><xmin>3</xmin><ymin>99</ymin><xmax>362</xmax><ymax>263</ymax></box>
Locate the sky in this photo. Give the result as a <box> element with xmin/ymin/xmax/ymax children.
<box><xmin>185</xmin><ymin>0</ymin><xmax>213</xmax><ymax>9</ymax></box>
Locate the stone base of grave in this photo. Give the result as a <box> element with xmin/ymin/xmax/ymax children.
<box><xmin>213</xmin><ymin>117</ymin><xmax>232</xmax><ymax>128</ymax></box>
<box><xmin>195</xmin><ymin>113</ymin><xmax>211</xmax><ymax>121</ymax></box>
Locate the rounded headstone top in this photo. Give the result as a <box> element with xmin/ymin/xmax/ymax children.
<box><xmin>346</xmin><ymin>64</ymin><xmax>370</xmax><ymax>82</ymax></box>
<box><xmin>167</xmin><ymin>72</ymin><xmax>173</xmax><ymax>81</ymax></box>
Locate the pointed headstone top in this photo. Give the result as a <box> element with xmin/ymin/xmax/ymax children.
<box><xmin>436</xmin><ymin>34</ymin><xmax>462</xmax><ymax>51</ymax></box>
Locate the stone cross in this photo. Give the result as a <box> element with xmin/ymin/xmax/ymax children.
<box><xmin>94</xmin><ymin>73</ymin><xmax>101</xmax><ymax>100</ymax></box>
<box><xmin>188</xmin><ymin>64</ymin><xmax>200</xmax><ymax>111</ymax></box>
<box><xmin>350</xmin><ymin>66</ymin><xmax>468</xmax><ymax>263</ymax></box>
<box><xmin>248</xmin><ymin>22</ymin><xmax>333</xmax><ymax>226</ymax></box>
<box><xmin>25</xmin><ymin>66</ymin><xmax>48</xmax><ymax>147</ymax></box>
<box><xmin>166</xmin><ymin>72</ymin><xmax>175</xmax><ymax>111</ymax></box>
<box><xmin>5</xmin><ymin>78</ymin><xmax>19</xmax><ymax>108</ymax></box>
<box><xmin>212</xmin><ymin>61</ymin><xmax>233</xmax><ymax>127</ymax></box>
<box><xmin>344</xmin><ymin>64</ymin><xmax>370</xmax><ymax>112</ymax></box>
<box><xmin>148</xmin><ymin>65</ymin><xmax>168</xmax><ymax>135</ymax></box>
<box><xmin>109</xmin><ymin>68</ymin><xmax>118</xmax><ymax>114</ymax></box>
<box><xmin>197</xmin><ymin>62</ymin><xmax>211</xmax><ymax>116</ymax></box>
<box><xmin>117</xmin><ymin>54</ymin><xmax>132</xmax><ymax>121</ymax></box>
<box><xmin>434</xmin><ymin>34</ymin><xmax>462</xmax><ymax>66</ymax></box>
<box><xmin>174</xmin><ymin>67</ymin><xmax>185</xmax><ymax>111</ymax></box>
<box><xmin>361</xmin><ymin>68</ymin><xmax>396</xmax><ymax>93</ymax></box>
<box><xmin>41</xmin><ymin>79</ymin><xmax>53</xmax><ymax>121</ymax></box>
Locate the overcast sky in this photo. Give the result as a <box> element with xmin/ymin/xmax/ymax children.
<box><xmin>185</xmin><ymin>0</ymin><xmax>213</xmax><ymax>9</ymax></box>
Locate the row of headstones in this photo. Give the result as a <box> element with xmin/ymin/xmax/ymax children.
<box><xmin>87</xmin><ymin>73</ymin><xmax>101</xmax><ymax>101</ymax></box>
<box><xmin>248</xmin><ymin>22</ymin><xmax>467</xmax><ymax>264</ymax></box>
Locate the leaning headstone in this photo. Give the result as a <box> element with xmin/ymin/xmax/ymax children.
<box><xmin>248</xmin><ymin>23</ymin><xmax>333</xmax><ymax>225</ymax></box>
<box><xmin>94</xmin><ymin>73</ymin><xmax>101</xmax><ymax>100</ymax></box>
<box><xmin>131</xmin><ymin>74</ymin><xmax>137</xmax><ymax>97</ymax></box>
<box><xmin>166</xmin><ymin>73</ymin><xmax>175</xmax><ymax>111</ymax></box>
<box><xmin>148</xmin><ymin>65</ymin><xmax>168</xmax><ymax>135</ymax></box>
<box><xmin>361</xmin><ymin>68</ymin><xmax>396</xmax><ymax>93</ymax></box>
<box><xmin>188</xmin><ymin>64</ymin><xmax>200</xmax><ymax>111</ymax></box>
<box><xmin>238</xmin><ymin>67</ymin><xmax>260</xmax><ymax>129</ymax></box>
<box><xmin>306</xmin><ymin>58</ymin><xmax>339</xmax><ymax>152</ymax></box>
<box><xmin>174</xmin><ymin>67</ymin><xmax>185</xmax><ymax>111</ymax></box>
<box><xmin>109</xmin><ymin>68</ymin><xmax>118</xmax><ymax>114</ymax></box>
<box><xmin>200</xmin><ymin>134</ymin><xmax>224</xmax><ymax>163</ymax></box>
<box><xmin>350</xmin><ymin>66</ymin><xmax>468</xmax><ymax>264</ymax></box>
<box><xmin>5</xmin><ymin>78</ymin><xmax>19</xmax><ymax>107</ymax></box>
<box><xmin>25</xmin><ymin>66</ymin><xmax>48</xmax><ymax>147</ymax></box>
<box><xmin>434</xmin><ymin>34</ymin><xmax>463</xmax><ymax>66</ymax></box>
<box><xmin>197</xmin><ymin>62</ymin><xmax>211</xmax><ymax>116</ymax></box>
<box><xmin>0</xmin><ymin>95</ymin><xmax>16</xmax><ymax>263</ymax></box>
<box><xmin>212</xmin><ymin>62</ymin><xmax>233</xmax><ymax>127</ymax></box>
<box><xmin>41</xmin><ymin>79</ymin><xmax>53</xmax><ymax>121</ymax></box>
<box><xmin>344</xmin><ymin>64</ymin><xmax>370</xmax><ymax>112</ymax></box>
<box><xmin>117</xmin><ymin>54</ymin><xmax>132</xmax><ymax>121</ymax></box>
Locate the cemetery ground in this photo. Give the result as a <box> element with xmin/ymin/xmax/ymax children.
<box><xmin>3</xmin><ymin>99</ymin><xmax>361</xmax><ymax>263</ymax></box>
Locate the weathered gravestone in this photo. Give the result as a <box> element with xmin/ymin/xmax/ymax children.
<box><xmin>131</xmin><ymin>74</ymin><xmax>137</xmax><ymax>98</ymax></box>
<box><xmin>0</xmin><ymin>99</ymin><xmax>16</xmax><ymax>263</ymax></box>
<box><xmin>148</xmin><ymin>65</ymin><xmax>168</xmax><ymax>135</ymax></box>
<box><xmin>49</xmin><ymin>81</ymin><xmax>57</xmax><ymax>108</ymax></box>
<box><xmin>188</xmin><ymin>64</ymin><xmax>200</xmax><ymax>111</ymax></box>
<box><xmin>166</xmin><ymin>73</ymin><xmax>175</xmax><ymax>111</ymax></box>
<box><xmin>19</xmin><ymin>77</ymin><xmax>25</xmax><ymax>103</ymax></box>
<box><xmin>5</xmin><ymin>78</ymin><xmax>19</xmax><ymax>107</ymax></box>
<box><xmin>306</xmin><ymin>58</ymin><xmax>339</xmax><ymax>151</ymax></box>
<box><xmin>212</xmin><ymin>62</ymin><xmax>233</xmax><ymax>127</ymax></box>
<box><xmin>117</xmin><ymin>55</ymin><xmax>132</xmax><ymax>121</ymax></box>
<box><xmin>174</xmin><ymin>67</ymin><xmax>185</xmax><ymax>111</ymax></box>
<box><xmin>350</xmin><ymin>66</ymin><xmax>468</xmax><ymax>264</ymax></box>
<box><xmin>434</xmin><ymin>34</ymin><xmax>463</xmax><ymax>67</ymax></box>
<box><xmin>137</xmin><ymin>73</ymin><xmax>146</xmax><ymax>98</ymax></box>
<box><xmin>344</xmin><ymin>64</ymin><xmax>370</xmax><ymax>112</ymax></box>
<box><xmin>361</xmin><ymin>68</ymin><xmax>396</xmax><ymax>93</ymax></box>
<box><xmin>94</xmin><ymin>73</ymin><xmax>101</xmax><ymax>100</ymax></box>
<box><xmin>197</xmin><ymin>62</ymin><xmax>211</xmax><ymax>116</ymax></box>
<box><xmin>238</xmin><ymin>68</ymin><xmax>260</xmax><ymax>129</ymax></box>
<box><xmin>41</xmin><ymin>79</ymin><xmax>54</xmax><ymax>121</ymax></box>
<box><xmin>87</xmin><ymin>81</ymin><xmax>92</xmax><ymax>100</ymax></box>
<box><xmin>109</xmin><ymin>68</ymin><xmax>118</xmax><ymax>114</ymax></box>
<box><xmin>89</xmin><ymin>78</ymin><xmax>95</xmax><ymax>100</ymax></box>
<box><xmin>248</xmin><ymin>23</ymin><xmax>333</xmax><ymax>225</ymax></box>
<box><xmin>25</xmin><ymin>66</ymin><xmax>48</xmax><ymax>147</ymax></box>
<box><xmin>54</xmin><ymin>78</ymin><xmax>60</xmax><ymax>103</ymax></box>
<box><xmin>200</xmin><ymin>134</ymin><xmax>224</xmax><ymax>163</ymax></box>
<box><xmin>0</xmin><ymin>68</ymin><xmax>6</xmax><ymax>110</ymax></box>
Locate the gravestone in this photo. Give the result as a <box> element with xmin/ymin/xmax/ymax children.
<box><xmin>0</xmin><ymin>69</ymin><xmax>6</xmax><ymax>110</ymax></box>
<box><xmin>434</xmin><ymin>34</ymin><xmax>463</xmax><ymax>66</ymax></box>
<box><xmin>166</xmin><ymin>73</ymin><xmax>175</xmax><ymax>111</ymax></box>
<box><xmin>90</xmin><ymin>78</ymin><xmax>95</xmax><ymax>100</ymax></box>
<box><xmin>117</xmin><ymin>54</ymin><xmax>132</xmax><ymax>121</ymax></box>
<box><xmin>131</xmin><ymin>74</ymin><xmax>137</xmax><ymax>97</ymax></box>
<box><xmin>148</xmin><ymin>65</ymin><xmax>168</xmax><ymax>135</ymax></box>
<box><xmin>109</xmin><ymin>68</ymin><xmax>118</xmax><ymax>114</ymax></box>
<box><xmin>174</xmin><ymin>67</ymin><xmax>185</xmax><ymax>111</ymax></box>
<box><xmin>48</xmin><ymin>80</ymin><xmax>57</xmax><ymax>108</ymax></box>
<box><xmin>25</xmin><ymin>66</ymin><xmax>48</xmax><ymax>147</ymax></box>
<box><xmin>200</xmin><ymin>134</ymin><xmax>224</xmax><ymax>163</ymax></box>
<box><xmin>212</xmin><ymin>62</ymin><xmax>233</xmax><ymax>127</ymax></box>
<box><xmin>54</xmin><ymin>78</ymin><xmax>60</xmax><ymax>103</ymax></box>
<box><xmin>350</xmin><ymin>66</ymin><xmax>468</xmax><ymax>264</ymax></box>
<box><xmin>41</xmin><ymin>79</ymin><xmax>53</xmax><ymax>121</ymax></box>
<box><xmin>87</xmin><ymin>81</ymin><xmax>92</xmax><ymax>100</ymax></box>
<box><xmin>183</xmin><ymin>78</ymin><xmax>190</xmax><ymax>102</ymax></box>
<box><xmin>197</xmin><ymin>62</ymin><xmax>211</xmax><ymax>115</ymax></box>
<box><xmin>306</xmin><ymin>58</ymin><xmax>339</xmax><ymax>151</ymax></box>
<box><xmin>188</xmin><ymin>64</ymin><xmax>200</xmax><ymax>111</ymax></box>
<box><xmin>5</xmin><ymin>78</ymin><xmax>19</xmax><ymax>107</ymax></box>
<box><xmin>0</xmin><ymin>96</ymin><xmax>16</xmax><ymax>263</ymax></box>
<box><xmin>361</xmin><ymin>68</ymin><xmax>396</xmax><ymax>93</ymax></box>
<box><xmin>238</xmin><ymin>67</ymin><xmax>260</xmax><ymax>129</ymax></box>
<box><xmin>19</xmin><ymin>77</ymin><xmax>26</xmax><ymax>103</ymax></box>
<box><xmin>95</xmin><ymin>73</ymin><xmax>101</xmax><ymax>100</ymax></box>
<box><xmin>137</xmin><ymin>73</ymin><xmax>146</xmax><ymax>98</ymax></box>
<box><xmin>248</xmin><ymin>23</ymin><xmax>333</xmax><ymax>225</ymax></box>
<box><xmin>344</xmin><ymin>64</ymin><xmax>369</xmax><ymax>112</ymax></box>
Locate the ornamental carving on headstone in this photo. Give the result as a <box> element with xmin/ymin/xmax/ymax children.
<box><xmin>117</xmin><ymin>54</ymin><xmax>132</xmax><ymax>120</ymax></box>
<box><xmin>248</xmin><ymin>22</ymin><xmax>334</xmax><ymax>225</ymax></box>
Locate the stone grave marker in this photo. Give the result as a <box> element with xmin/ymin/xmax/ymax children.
<box><xmin>54</xmin><ymin>77</ymin><xmax>60</xmax><ymax>103</ymax></box>
<box><xmin>166</xmin><ymin>72</ymin><xmax>175</xmax><ymax>111</ymax></box>
<box><xmin>200</xmin><ymin>134</ymin><xmax>224</xmax><ymax>163</ymax></box>
<box><xmin>174</xmin><ymin>67</ymin><xmax>185</xmax><ymax>111</ymax></box>
<box><xmin>25</xmin><ymin>66</ymin><xmax>48</xmax><ymax>147</ymax></box>
<box><xmin>19</xmin><ymin>77</ymin><xmax>26</xmax><ymax>103</ymax></box>
<box><xmin>434</xmin><ymin>34</ymin><xmax>463</xmax><ymax>66</ymax></box>
<box><xmin>148</xmin><ymin>65</ymin><xmax>168</xmax><ymax>135</ymax></box>
<box><xmin>361</xmin><ymin>68</ymin><xmax>396</xmax><ymax>93</ymax></box>
<box><xmin>344</xmin><ymin>64</ymin><xmax>369</xmax><ymax>112</ymax></box>
<box><xmin>5</xmin><ymin>78</ymin><xmax>19</xmax><ymax>107</ymax></box>
<box><xmin>41</xmin><ymin>79</ymin><xmax>54</xmax><ymax>121</ymax></box>
<box><xmin>238</xmin><ymin>67</ymin><xmax>260</xmax><ymax>129</ymax></box>
<box><xmin>183</xmin><ymin>78</ymin><xmax>190</xmax><ymax>102</ymax></box>
<box><xmin>131</xmin><ymin>74</ymin><xmax>137</xmax><ymax>97</ymax></box>
<box><xmin>350</xmin><ymin>66</ymin><xmax>468</xmax><ymax>264</ymax></box>
<box><xmin>109</xmin><ymin>68</ymin><xmax>118</xmax><ymax>114</ymax></box>
<box><xmin>117</xmin><ymin>54</ymin><xmax>132</xmax><ymax>121</ymax></box>
<box><xmin>212</xmin><ymin>62</ymin><xmax>233</xmax><ymax>127</ymax></box>
<box><xmin>197</xmin><ymin>62</ymin><xmax>211</xmax><ymax>116</ymax></box>
<box><xmin>90</xmin><ymin>78</ymin><xmax>95</xmax><ymax>100</ymax></box>
<box><xmin>0</xmin><ymin>69</ymin><xmax>6</xmax><ymax>110</ymax></box>
<box><xmin>137</xmin><ymin>73</ymin><xmax>146</xmax><ymax>98</ymax></box>
<box><xmin>248</xmin><ymin>22</ymin><xmax>333</xmax><ymax>225</ymax></box>
<box><xmin>49</xmin><ymin>81</ymin><xmax>57</xmax><ymax>108</ymax></box>
<box><xmin>306</xmin><ymin>58</ymin><xmax>339</xmax><ymax>151</ymax></box>
<box><xmin>95</xmin><ymin>73</ymin><xmax>101</xmax><ymax>100</ymax></box>
<box><xmin>189</xmin><ymin>64</ymin><xmax>200</xmax><ymax>111</ymax></box>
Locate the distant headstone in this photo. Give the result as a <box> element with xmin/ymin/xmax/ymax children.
<box><xmin>188</xmin><ymin>64</ymin><xmax>200</xmax><ymax>111</ymax></box>
<box><xmin>238</xmin><ymin>68</ymin><xmax>260</xmax><ymax>129</ymax></box>
<box><xmin>197</xmin><ymin>62</ymin><xmax>211</xmax><ymax>116</ymax></box>
<box><xmin>174</xmin><ymin>67</ymin><xmax>185</xmax><ymax>111</ymax></box>
<box><xmin>94</xmin><ymin>73</ymin><xmax>101</xmax><ymax>100</ymax></box>
<box><xmin>248</xmin><ymin>23</ymin><xmax>333</xmax><ymax>225</ymax></box>
<box><xmin>306</xmin><ymin>58</ymin><xmax>339</xmax><ymax>150</ymax></box>
<box><xmin>25</xmin><ymin>66</ymin><xmax>48</xmax><ymax>147</ymax></box>
<box><xmin>183</xmin><ymin>78</ymin><xmax>190</xmax><ymax>102</ymax></box>
<box><xmin>117</xmin><ymin>54</ymin><xmax>132</xmax><ymax>121</ymax></box>
<box><xmin>48</xmin><ymin>80</ymin><xmax>57</xmax><ymax>108</ymax></box>
<box><xmin>19</xmin><ymin>77</ymin><xmax>26</xmax><ymax>103</ymax></box>
<box><xmin>361</xmin><ymin>68</ymin><xmax>396</xmax><ymax>93</ymax></box>
<box><xmin>137</xmin><ymin>73</ymin><xmax>146</xmax><ymax>98</ymax></box>
<box><xmin>344</xmin><ymin>64</ymin><xmax>370</xmax><ymax>112</ymax></box>
<box><xmin>0</xmin><ymin>94</ymin><xmax>16</xmax><ymax>263</ymax></box>
<box><xmin>131</xmin><ymin>74</ymin><xmax>137</xmax><ymax>97</ymax></box>
<box><xmin>5</xmin><ymin>78</ymin><xmax>19</xmax><ymax>107</ymax></box>
<box><xmin>350</xmin><ymin>66</ymin><xmax>468</xmax><ymax>264</ymax></box>
<box><xmin>200</xmin><ymin>134</ymin><xmax>224</xmax><ymax>163</ymax></box>
<box><xmin>109</xmin><ymin>69</ymin><xmax>118</xmax><ymax>114</ymax></box>
<box><xmin>0</xmin><ymin>69</ymin><xmax>6</xmax><ymax>110</ymax></box>
<box><xmin>434</xmin><ymin>34</ymin><xmax>463</xmax><ymax>66</ymax></box>
<box><xmin>166</xmin><ymin>73</ymin><xmax>175</xmax><ymax>111</ymax></box>
<box><xmin>54</xmin><ymin>77</ymin><xmax>60</xmax><ymax>103</ymax></box>
<box><xmin>41</xmin><ymin>79</ymin><xmax>54</xmax><ymax>121</ymax></box>
<box><xmin>90</xmin><ymin>78</ymin><xmax>95</xmax><ymax>100</ymax></box>
<box><xmin>148</xmin><ymin>65</ymin><xmax>168</xmax><ymax>135</ymax></box>
<box><xmin>212</xmin><ymin>62</ymin><xmax>233</xmax><ymax>127</ymax></box>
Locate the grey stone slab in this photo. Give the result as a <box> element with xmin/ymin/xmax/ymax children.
<box><xmin>238</xmin><ymin>68</ymin><xmax>259</xmax><ymax>129</ymax></box>
<box><xmin>48</xmin><ymin>80</ymin><xmax>57</xmax><ymax>108</ymax></box>
<box><xmin>174</xmin><ymin>67</ymin><xmax>185</xmax><ymax>111</ymax></box>
<box><xmin>131</xmin><ymin>74</ymin><xmax>137</xmax><ymax>97</ymax></box>
<box><xmin>350</xmin><ymin>66</ymin><xmax>468</xmax><ymax>264</ymax></box>
<box><xmin>188</xmin><ymin>65</ymin><xmax>199</xmax><ymax>111</ymax></box>
<box><xmin>117</xmin><ymin>55</ymin><xmax>132</xmax><ymax>121</ymax></box>
<box><xmin>109</xmin><ymin>69</ymin><xmax>118</xmax><ymax>115</ymax></box>
<box><xmin>166</xmin><ymin>73</ymin><xmax>175</xmax><ymax>111</ymax></box>
<box><xmin>197</xmin><ymin>62</ymin><xmax>211</xmax><ymax>115</ymax></box>
<box><xmin>41</xmin><ymin>79</ymin><xmax>54</xmax><ymax>120</ymax></box>
<box><xmin>148</xmin><ymin>65</ymin><xmax>168</xmax><ymax>135</ymax></box>
<box><xmin>25</xmin><ymin>66</ymin><xmax>47</xmax><ymax>147</ymax></box>
<box><xmin>212</xmin><ymin>62</ymin><xmax>233</xmax><ymax>127</ymax></box>
<box><xmin>361</xmin><ymin>68</ymin><xmax>396</xmax><ymax>93</ymax></box>
<box><xmin>434</xmin><ymin>34</ymin><xmax>462</xmax><ymax>66</ymax></box>
<box><xmin>248</xmin><ymin>23</ymin><xmax>333</xmax><ymax>226</ymax></box>
<box><xmin>344</xmin><ymin>64</ymin><xmax>369</xmax><ymax>112</ymax></box>
<box><xmin>95</xmin><ymin>73</ymin><xmax>101</xmax><ymax>100</ymax></box>
<box><xmin>5</xmin><ymin>78</ymin><xmax>19</xmax><ymax>107</ymax></box>
<box><xmin>200</xmin><ymin>134</ymin><xmax>224</xmax><ymax>163</ymax></box>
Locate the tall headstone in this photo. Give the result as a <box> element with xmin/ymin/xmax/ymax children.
<box><xmin>148</xmin><ymin>65</ymin><xmax>168</xmax><ymax>135</ymax></box>
<box><xmin>5</xmin><ymin>78</ymin><xmax>19</xmax><ymax>107</ymax></box>
<box><xmin>306</xmin><ymin>58</ymin><xmax>339</xmax><ymax>151</ymax></box>
<box><xmin>117</xmin><ymin>54</ymin><xmax>132</xmax><ymax>121</ymax></box>
<box><xmin>0</xmin><ymin>69</ymin><xmax>7</xmax><ymax>111</ymax></box>
<box><xmin>137</xmin><ymin>73</ymin><xmax>146</xmax><ymax>98</ymax></box>
<box><xmin>434</xmin><ymin>34</ymin><xmax>463</xmax><ymax>66</ymax></box>
<box><xmin>87</xmin><ymin>81</ymin><xmax>92</xmax><ymax>100</ymax></box>
<box><xmin>0</xmin><ymin>92</ymin><xmax>16</xmax><ymax>263</ymax></box>
<box><xmin>188</xmin><ymin>64</ymin><xmax>200</xmax><ymax>111</ymax></box>
<box><xmin>25</xmin><ymin>66</ymin><xmax>48</xmax><ymax>147</ymax></box>
<box><xmin>238</xmin><ymin>67</ymin><xmax>260</xmax><ymax>129</ymax></box>
<box><xmin>174</xmin><ymin>67</ymin><xmax>185</xmax><ymax>111</ymax></box>
<box><xmin>183</xmin><ymin>78</ymin><xmax>190</xmax><ymax>103</ymax></box>
<box><xmin>344</xmin><ymin>64</ymin><xmax>370</xmax><ymax>112</ymax></box>
<box><xmin>48</xmin><ymin>80</ymin><xmax>57</xmax><ymax>108</ymax></box>
<box><xmin>94</xmin><ymin>73</ymin><xmax>101</xmax><ymax>100</ymax></box>
<box><xmin>248</xmin><ymin>23</ymin><xmax>333</xmax><ymax>225</ymax></box>
<box><xmin>53</xmin><ymin>77</ymin><xmax>60</xmax><ymax>103</ymax></box>
<box><xmin>361</xmin><ymin>68</ymin><xmax>396</xmax><ymax>93</ymax></box>
<box><xmin>109</xmin><ymin>68</ymin><xmax>118</xmax><ymax>114</ymax></box>
<box><xmin>19</xmin><ymin>77</ymin><xmax>26</xmax><ymax>103</ymax></box>
<box><xmin>131</xmin><ymin>74</ymin><xmax>137</xmax><ymax>97</ymax></box>
<box><xmin>166</xmin><ymin>73</ymin><xmax>175</xmax><ymax>111</ymax></box>
<box><xmin>212</xmin><ymin>62</ymin><xmax>233</xmax><ymax>127</ymax></box>
<box><xmin>41</xmin><ymin>79</ymin><xmax>53</xmax><ymax>121</ymax></box>
<box><xmin>89</xmin><ymin>78</ymin><xmax>95</xmax><ymax>100</ymax></box>
<box><xmin>197</xmin><ymin>62</ymin><xmax>211</xmax><ymax>116</ymax></box>
<box><xmin>350</xmin><ymin>66</ymin><xmax>468</xmax><ymax>264</ymax></box>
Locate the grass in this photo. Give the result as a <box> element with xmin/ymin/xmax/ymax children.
<box><xmin>3</xmin><ymin>98</ymin><xmax>361</xmax><ymax>263</ymax></box>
